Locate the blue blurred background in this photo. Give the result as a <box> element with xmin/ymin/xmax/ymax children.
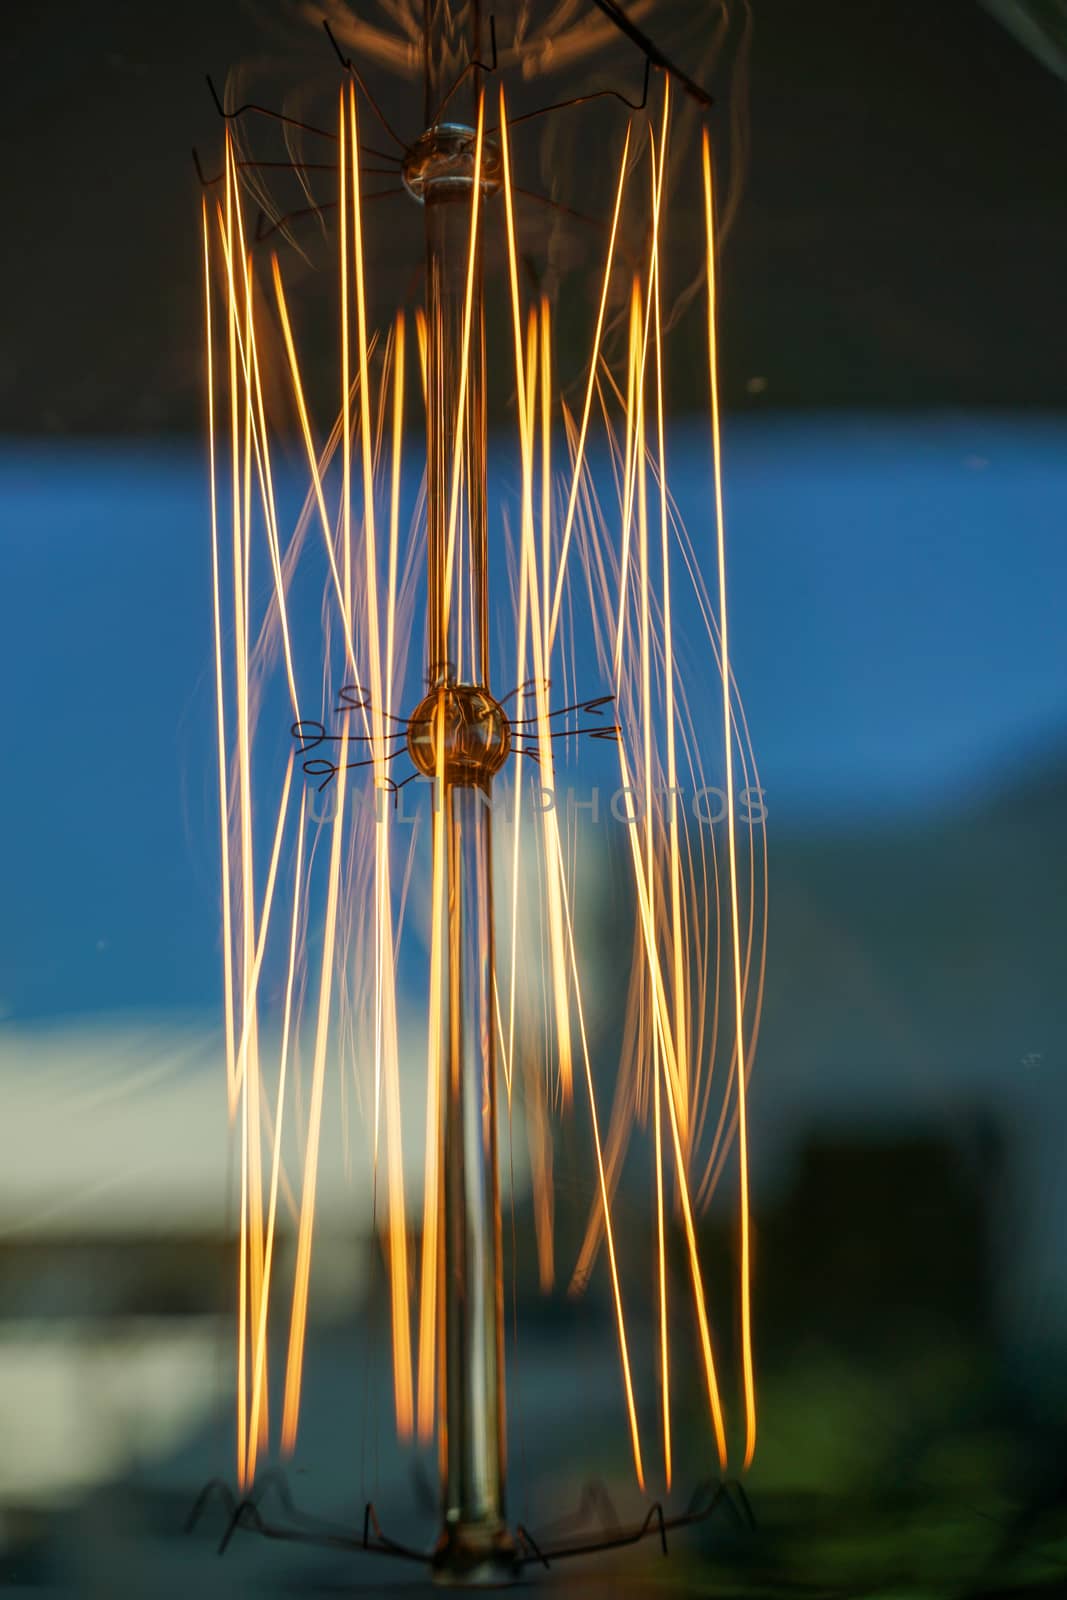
<box><xmin>3</xmin><ymin>416</ymin><xmax>1066</xmax><ymax>1019</ymax></box>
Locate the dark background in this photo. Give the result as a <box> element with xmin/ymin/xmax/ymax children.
<box><xmin>3</xmin><ymin>0</ymin><xmax>1067</xmax><ymax>433</ymax></box>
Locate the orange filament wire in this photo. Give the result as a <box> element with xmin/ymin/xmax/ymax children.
<box><xmin>440</xmin><ymin>91</ymin><xmax>486</xmax><ymax>643</ymax></box>
<box><xmin>247</xmin><ymin>785</ymin><xmax>307</xmax><ymax>1479</ymax></box>
<box><xmin>417</xmin><ymin>693</ymin><xmax>448</xmax><ymax>1439</ymax></box>
<box><xmin>221</xmin><ymin>145</ymin><xmax>264</xmax><ymax>1474</ymax></box>
<box><xmin>703</xmin><ymin>129</ymin><xmax>756</xmax><ymax>1468</ymax></box>
<box><xmin>648</xmin><ymin>88</ymin><xmax>692</xmax><ymax>1158</ymax></box>
<box><xmin>271</xmin><ymin>257</ymin><xmax>360</xmax><ymax>679</ymax></box>
<box><xmin>555</xmin><ymin>855</ymin><xmax>646</xmax><ymax>1489</ymax></box>
<box><xmin>499</xmin><ymin>90</ymin><xmax>575</xmax><ymax>1106</ymax></box>
<box><xmin>282</xmin><ymin>728</ymin><xmax>351</xmax><ymax>1451</ymax></box>
<box><xmin>547</xmin><ymin>122</ymin><xmax>632</xmax><ymax>649</ymax></box>
<box><xmin>202</xmin><ymin>200</ymin><xmax>238</xmax><ymax>1118</ymax></box>
<box><xmin>222</xmin><ymin>145</ymin><xmax>301</xmax><ymax>720</ymax></box>
<box><xmin>503</xmin><ymin>90</ymin><xmax>644</xmax><ymax>1480</ymax></box>
<box><xmin>348</xmin><ymin>80</ymin><xmax>414</xmax><ymax>1436</ymax></box>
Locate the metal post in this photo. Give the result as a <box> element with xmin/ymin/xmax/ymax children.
<box><xmin>403</xmin><ymin>2</ymin><xmax>517</xmax><ymax>1583</ymax></box>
